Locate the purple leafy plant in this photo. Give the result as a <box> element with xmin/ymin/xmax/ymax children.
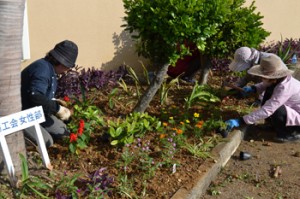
<box><xmin>78</xmin><ymin>168</ymin><xmax>114</xmax><ymax>197</ymax></box>
<box><xmin>56</xmin><ymin>65</ymin><xmax>127</xmax><ymax>98</ymax></box>
<box><xmin>259</xmin><ymin>38</ymin><xmax>300</xmax><ymax>64</ymax></box>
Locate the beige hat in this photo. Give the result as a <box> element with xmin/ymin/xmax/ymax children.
<box><xmin>229</xmin><ymin>47</ymin><xmax>259</xmax><ymax>72</ymax></box>
<box><xmin>247</xmin><ymin>53</ymin><xmax>293</xmax><ymax>79</ymax></box>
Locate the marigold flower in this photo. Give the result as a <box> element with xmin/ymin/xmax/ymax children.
<box><xmin>63</xmin><ymin>96</ymin><xmax>70</xmax><ymax>102</ymax></box>
<box><xmin>176</xmin><ymin>129</ymin><xmax>183</xmax><ymax>134</ymax></box>
<box><xmin>193</xmin><ymin>112</ymin><xmax>199</xmax><ymax>118</ymax></box>
<box><xmin>198</xmin><ymin>120</ymin><xmax>204</xmax><ymax>125</ymax></box>
<box><xmin>160</xmin><ymin>134</ymin><xmax>166</xmax><ymax>139</ymax></box>
<box><xmin>163</xmin><ymin>122</ymin><xmax>168</xmax><ymax>127</ymax></box>
<box><xmin>195</xmin><ymin>120</ymin><xmax>204</xmax><ymax>128</ymax></box>
<box><xmin>195</xmin><ymin>123</ymin><xmax>202</xmax><ymax>128</ymax></box>
<box><xmin>70</xmin><ymin>133</ymin><xmax>77</xmax><ymax>142</ymax></box>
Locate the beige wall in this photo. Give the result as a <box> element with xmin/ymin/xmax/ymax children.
<box><xmin>23</xmin><ymin>0</ymin><xmax>300</xmax><ymax>70</ymax></box>
<box><xmin>23</xmin><ymin>0</ymin><xmax>147</xmax><ymax>73</ymax></box>
<box><xmin>245</xmin><ymin>0</ymin><xmax>300</xmax><ymax>42</ymax></box>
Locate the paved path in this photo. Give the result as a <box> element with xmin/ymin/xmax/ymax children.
<box><xmin>200</xmin><ymin>125</ymin><xmax>300</xmax><ymax>199</ymax></box>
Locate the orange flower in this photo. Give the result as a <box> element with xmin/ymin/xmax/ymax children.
<box><xmin>63</xmin><ymin>96</ymin><xmax>70</xmax><ymax>102</ymax></box>
<box><xmin>180</xmin><ymin>121</ymin><xmax>184</xmax><ymax>125</ymax></box>
<box><xmin>195</xmin><ymin>124</ymin><xmax>202</xmax><ymax>128</ymax></box>
<box><xmin>195</xmin><ymin>120</ymin><xmax>204</xmax><ymax>128</ymax></box>
<box><xmin>163</xmin><ymin>122</ymin><xmax>168</xmax><ymax>127</ymax></box>
<box><xmin>70</xmin><ymin>133</ymin><xmax>77</xmax><ymax>142</ymax></box>
<box><xmin>176</xmin><ymin>129</ymin><xmax>183</xmax><ymax>134</ymax></box>
<box><xmin>160</xmin><ymin>134</ymin><xmax>166</xmax><ymax>139</ymax></box>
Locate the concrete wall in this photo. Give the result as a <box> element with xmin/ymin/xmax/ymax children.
<box><xmin>22</xmin><ymin>0</ymin><xmax>300</xmax><ymax>70</ymax></box>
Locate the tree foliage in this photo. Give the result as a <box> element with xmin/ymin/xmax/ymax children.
<box><xmin>207</xmin><ymin>0</ymin><xmax>270</xmax><ymax>57</ymax></box>
<box><xmin>122</xmin><ymin>0</ymin><xmax>270</xmax><ymax>112</ymax></box>
<box><xmin>122</xmin><ymin>0</ymin><xmax>270</xmax><ymax>64</ymax></box>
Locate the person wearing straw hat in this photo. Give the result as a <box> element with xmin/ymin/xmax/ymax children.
<box><xmin>224</xmin><ymin>53</ymin><xmax>300</xmax><ymax>142</ymax></box>
<box><xmin>21</xmin><ymin>40</ymin><xmax>78</xmax><ymax>147</ymax></box>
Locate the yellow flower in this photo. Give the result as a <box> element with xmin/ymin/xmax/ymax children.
<box><xmin>169</xmin><ymin>117</ymin><xmax>174</xmax><ymax>120</ymax></box>
<box><xmin>193</xmin><ymin>112</ymin><xmax>199</xmax><ymax>118</ymax></box>
<box><xmin>185</xmin><ymin>119</ymin><xmax>190</xmax><ymax>124</ymax></box>
<box><xmin>163</xmin><ymin>122</ymin><xmax>168</xmax><ymax>127</ymax></box>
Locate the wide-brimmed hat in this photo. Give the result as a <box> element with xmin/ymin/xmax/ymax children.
<box><xmin>49</xmin><ymin>40</ymin><xmax>78</xmax><ymax>68</ymax></box>
<box><xmin>229</xmin><ymin>47</ymin><xmax>259</xmax><ymax>72</ymax></box>
<box><xmin>247</xmin><ymin>54</ymin><xmax>293</xmax><ymax>79</ymax></box>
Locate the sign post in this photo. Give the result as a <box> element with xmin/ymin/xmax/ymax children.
<box><xmin>0</xmin><ymin>106</ymin><xmax>52</xmax><ymax>184</ymax></box>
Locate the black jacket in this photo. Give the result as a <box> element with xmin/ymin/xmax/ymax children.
<box><xmin>21</xmin><ymin>58</ymin><xmax>60</xmax><ymax>116</ymax></box>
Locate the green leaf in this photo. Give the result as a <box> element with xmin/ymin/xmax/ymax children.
<box><xmin>111</xmin><ymin>140</ymin><xmax>119</xmax><ymax>145</ymax></box>
<box><xmin>78</xmin><ymin>142</ymin><xmax>87</xmax><ymax>149</ymax></box>
<box><xmin>19</xmin><ymin>153</ymin><xmax>29</xmax><ymax>181</ymax></box>
<box><xmin>69</xmin><ymin>143</ymin><xmax>76</xmax><ymax>154</ymax></box>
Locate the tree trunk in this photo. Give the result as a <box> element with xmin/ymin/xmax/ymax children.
<box><xmin>198</xmin><ymin>55</ymin><xmax>212</xmax><ymax>85</ymax></box>
<box><xmin>133</xmin><ymin>63</ymin><xmax>169</xmax><ymax>113</ymax></box>
<box><xmin>0</xmin><ymin>0</ymin><xmax>26</xmax><ymax>180</ymax></box>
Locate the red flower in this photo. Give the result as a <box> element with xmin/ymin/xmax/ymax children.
<box><xmin>69</xmin><ymin>133</ymin><xmax>77</xmax><ymax>142</ymax></box>
<box><xmin>64</xmin><ymin>96</ymin><xmax>70</xmax><ymax>102</ymax></box>
<box><xmin>79</xmin><ymin>119</ymin><xmax>85</xmax><ymax>129</ymax></box>
<box><xmin>78</xmin><ymin>128</ymin><xmax>84</xmax><ymax>135</ymax></box>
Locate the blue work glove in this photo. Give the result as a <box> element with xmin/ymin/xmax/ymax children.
<box><xmin>241</xmin><ymin>86</ymin><xmax>256</xmax><ymax>97</ymax></box>
<box><xmin>225</xmin><ymin>119</ymin><xmax>240</xmax><ymax>132</ymax></box>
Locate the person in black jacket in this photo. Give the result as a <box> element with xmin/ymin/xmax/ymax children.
<box><xmin>21</xmin><ymin>40</ymin><xmax>78</xmax><ymax>147</ymax></box>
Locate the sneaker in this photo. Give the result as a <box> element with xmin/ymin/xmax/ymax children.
<box><xmin>274</xmin><ymin>134</ymin><xmax>300</xmax><ymax>143</ymax></box>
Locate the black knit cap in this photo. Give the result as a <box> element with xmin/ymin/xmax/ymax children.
<box><xmin>49</xmin><ymin>40</ymin><xmax>78</xmax><ymax>68</ymax></box>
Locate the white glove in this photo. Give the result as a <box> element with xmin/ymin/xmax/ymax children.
<box><xmin>56</xmin><ymin>106</ymin><xmax>71</xmax><ymax>121</ymax></box>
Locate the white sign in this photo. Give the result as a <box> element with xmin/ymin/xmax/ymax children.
<box><xmin>0</xmin><ymin>106</ymin><xmax>44</xmax><ymax>136</ymax></box>
<box><xmin>0</xmin><ymin>106</ymin><xmax>52</xmax><ymax>185</ymax></box>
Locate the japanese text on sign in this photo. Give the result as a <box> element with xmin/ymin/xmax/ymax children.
<box><xmin>0</xmin><ymin>106</ymin><xmax>45</xmax><ymax>136</ymax></box>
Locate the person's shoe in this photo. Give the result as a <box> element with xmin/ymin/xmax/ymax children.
<box><xmin>180</xmin><ymin>77</ymin><xmax>196</xmax><ymax>84</ymax></box>
<box><xmin>273</xmin><ymin>134</ymin><xmax>300</xmax><ymax>143</ymax></box>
